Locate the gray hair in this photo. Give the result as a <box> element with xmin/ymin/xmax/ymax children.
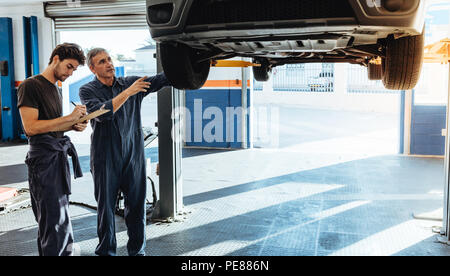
<box><xmin>87</xmin><ymin>48</ymin><xmax>107</xmax><ymax>67</ymax></box>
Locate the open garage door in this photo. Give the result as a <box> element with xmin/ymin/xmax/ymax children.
<box><xmin>44</xmin><ymin>0</ymin><xmax>147</xmax><ymax>30</ymax></box>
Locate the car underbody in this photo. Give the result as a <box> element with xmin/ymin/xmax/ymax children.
<box><xmin>180</xmin><ymin>32</ymin><xmax>389</xmax><ymax>68</ymax></box>
<box><xmin>146</xmin><ymin>0</ymin><xmax>426</xmax><ymax>90</ymax></box>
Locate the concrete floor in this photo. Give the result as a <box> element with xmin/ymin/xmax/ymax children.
<box><xmin>1</xmin><ymin>99</ymin><xmax>450</xmax><ymax>256</ymax></box>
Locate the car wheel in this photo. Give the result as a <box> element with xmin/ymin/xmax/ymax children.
<box><xmin>253</xmin><ymin>59</ymin><xmax>272</xmax><ymax>82</ymax></box>
<box><xmin>382</xmin><ymin>32</ymin><xmax>424</xmax><ymax>90</ymax></box>
<box><xmin>368</xmin><ymin>63</ymin><xmax>382</xmax><ymax>81</ymax></box>
<box><xmin>158</xmin><ymin>42</ymin><xmax>210</xmax><ymax>90</ymax></box>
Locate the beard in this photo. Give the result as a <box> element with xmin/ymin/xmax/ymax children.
<box><xmin>53</xmin><ymin>63</ymin><xmax>68</xmax><ymax>82</ymax></box>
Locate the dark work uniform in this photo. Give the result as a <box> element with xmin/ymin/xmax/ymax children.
<box><xmin>17</xmin><ymin>75</ymin><xmax>83</xmax><ymax>256</ymax></box>
<box><xmin>79</xmin><ymin>73</ymin><xmax>170</xmax><ymax>256</ymax></box>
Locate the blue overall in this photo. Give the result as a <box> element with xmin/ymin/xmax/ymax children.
<box><xmin>26</xmin><ymin>134</ymin><xmax>83</xmax><ymax>256</ymax></box>
<box><xmin>79</xmin><ymin>73</ymin><xmax>169</xmax><ymax>256</ymax></box>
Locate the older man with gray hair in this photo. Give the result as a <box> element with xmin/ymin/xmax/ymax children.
<box><xmin>79</xmin><ymin>48</ymin><xmax>170</xmax><ymax>256</ymax></box>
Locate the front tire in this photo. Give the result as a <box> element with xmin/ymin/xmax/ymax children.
<box><xmin>159</xmin><ymin>43</ymin><xmax>210</xmax><ymax>90</ymax></box>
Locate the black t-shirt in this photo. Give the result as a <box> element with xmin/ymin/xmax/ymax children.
<box><xmin>17</xmin><ymin>75</ymin><xmax>64</xmax><ymax>138</ymax></box>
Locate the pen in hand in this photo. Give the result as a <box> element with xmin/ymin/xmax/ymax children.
<box><xmin>71</xmin><ymin>101</ymin><xmax>88</xmax><ymax>123</ymax></box>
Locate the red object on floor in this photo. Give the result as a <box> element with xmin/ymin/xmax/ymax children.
<box><xmin>0</xmin><ymin>187</ymin><xmax>18</xmax><ymax>202</ymax></box>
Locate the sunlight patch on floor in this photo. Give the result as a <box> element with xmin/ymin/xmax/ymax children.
<box><xmin>328</xmin><ymin>217</ymin><xmax>440</xmax><ymax>256</ymax></box>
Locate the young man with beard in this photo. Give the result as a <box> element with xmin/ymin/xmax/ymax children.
<box><xmin>79</xmin><ymin>48</ymin><xmax>170</xmax><ymax>256</ymax></box>
<box><xmin>17</xmin><ymin>43</ymin><xmax>88</xmax><ymax>256</ymax></box>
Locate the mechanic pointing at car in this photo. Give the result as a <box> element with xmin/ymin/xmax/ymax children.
<box><xmin>79</xmin><ymin>48</ymin><xmax>171</xmax><ymax>256</ymax></box>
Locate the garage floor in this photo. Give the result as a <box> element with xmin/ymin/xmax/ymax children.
<box><xmin>1</xmin><ymin>104</ymin><xmax>450</xmax><ymax>256</ymax></box>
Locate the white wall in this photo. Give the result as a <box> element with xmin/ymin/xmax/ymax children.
<box><xmin>0</xmin><ymin>3</ymin><xmax>53</xmax><ymax>81</ymax></box>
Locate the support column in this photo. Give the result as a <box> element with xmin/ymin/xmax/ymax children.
<box><xmin>241</xmin><ymin>64</ymin><xmax>248</xmax><ymax>149</ymax></box>
<box><xmin>155</xmin><ymin>46</ymin><xmax>183</xmax><ymax>219</ymax></box>
<box><xmin>402</xmin><ymin>90</ymin><xmax>413</xmax><ymax>155</ymax></box>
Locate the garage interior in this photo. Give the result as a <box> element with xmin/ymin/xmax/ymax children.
<box><xmin>1</xmin><ymin>0</ymin><xmax>450</xmax><ymax>256</ymax></box>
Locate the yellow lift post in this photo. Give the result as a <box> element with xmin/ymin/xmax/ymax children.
<box><xmin>424</xmin><ymin>38</ymin><xmax>450</xmax><ymax>64</ymax></box>
<box><xmin>211</xmin><ymin>60</ymin><xmax>261</xmax><ymax>68</ymax></box>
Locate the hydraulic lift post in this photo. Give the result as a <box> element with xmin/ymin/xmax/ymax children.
<box><xmin>443</xmin><ymin>61</ymin><xmax>450</xmax><ymax>242</ymax></box>
<box><xmin>156</xmin><ymin>47</ymin><xmax>183</xmax><ymax>219</ymax></box>
<box><xmin>424</xmin><ymin>39</ymin><xmax>450</xmax><ymax>243</ymax></box>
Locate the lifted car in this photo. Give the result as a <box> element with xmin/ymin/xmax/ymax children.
<box><xmin>146</xmin><ymin>0</ymin><xmax>426</xmax><ymax>90</ymax></box>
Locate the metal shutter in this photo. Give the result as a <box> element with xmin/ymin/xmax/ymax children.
<box><xmin>44</xmin><ymin>0</ymin><xmax>147</xmax><ymax>30</ymax></box>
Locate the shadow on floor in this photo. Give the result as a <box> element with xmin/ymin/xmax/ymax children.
<box><xmin>394</xmin><ymin>235</ymin><xmax>450</xmax><ymax>256</ymax></box>
<box><xmin>0</xmin><ymin>207</ymin><xmax>126</xmax><ymax>256</ymax></box>
<box><xmin>0</xmin><ymin>139</ymin><xmax>27</xmax><ymax>148</ymax></box>
<box><xmin>0</xmin><ymin>163</ymin><xmax>28</xmax><ymax>185</ymax></box>
<box><xmin>121</xmin><ymin>155</ymin><xmax>446</xmax><ymax>256</ymax></box>
<box><xmin>184</xmin><ymin>155</ymin><xmax>444</xmax><ymax>206</ymax></box>
<box><xmin>136</xmin><ymin>187</ymin><xmax>445</xmax><ymax>256</ymax></box>
<box><xmin>182</xmin><ymin>148</ymin><xmax>241</xmax><ymax>159</ymax></box>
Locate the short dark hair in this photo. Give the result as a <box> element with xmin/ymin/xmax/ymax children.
<box><xmin>48</xmin><ymin>43</ymin><xmax>86</xmax><ymax>66</ymax></box>
<box><xmin>87</xmin><ymin>48</ymin><xmax>107</xmax><ymax>67</ymax></box>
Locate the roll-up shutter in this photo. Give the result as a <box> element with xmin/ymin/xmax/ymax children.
<box><xmin>44</xmin><ymin>0</ymin><xmax>147</xmax><ymax>31</ymax></box>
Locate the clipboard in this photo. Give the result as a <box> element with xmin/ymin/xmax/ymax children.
<box><xmin>76</xmin><ymin>108</ymin><xmax>110</xmax><ymax>124</ymax></box>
